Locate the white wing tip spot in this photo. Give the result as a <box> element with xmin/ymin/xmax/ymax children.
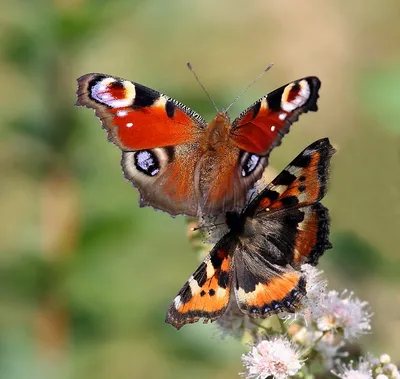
<box><xmin>174</xmin><ymin>295</ymin><xmax>182</xmax><ymax>309</ymax></box>
<box><xmin>126</xmin><ymin>122</ymin><xmax>133</xmax><ymax>128</ymax></box>
<box><xmin>271</xmin><ymin>125</ymin><xmax>275</xmax><ymax>132</ymax></box>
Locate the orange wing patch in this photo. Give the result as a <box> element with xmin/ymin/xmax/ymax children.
<box><xmin>235</xmin><ymin>271</ymin><xmax>306</xmax><ymax>318</ymax></box>
<box><xmin>293</xmin><ymin>204</ymin><xmax>332</xmax><ymax>265</ymax></box>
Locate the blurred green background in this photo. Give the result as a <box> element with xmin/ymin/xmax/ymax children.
<box><xmin>1</xmin><ymin>0</ymin><xmax>400</xmax><ymax>378</ymax></box>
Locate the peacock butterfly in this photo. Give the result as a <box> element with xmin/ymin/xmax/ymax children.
<box><xmin>76</xmin><ymin>68</ymin><xmax>321</xmax><ymax>216</ymax></box>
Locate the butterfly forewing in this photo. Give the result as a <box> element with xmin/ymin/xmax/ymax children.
<box><xmin>165</xmin><ymin>236</ymin><xmax>233</xmax><ymax>329</ymax></box>
<box><xmin>247</xmin><ymin>138</ymin><xmax>335</xmax><ymax>215</ymax></box>
<box><xmin>230</xmin><ymin>77</ymin><xmax>321</xmax><ymax>156</ymax></box>
<box><xmin>76</xmin><ymin>73</ymin><xmax>206</xmax><ymax>150</ymax></box>
<box><xmin>244</xmin><ymin>138</ymin><xmax>335</xmax><ymax>266</ymax></box>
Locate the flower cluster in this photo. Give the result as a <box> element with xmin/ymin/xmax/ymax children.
<box><xmin>234</xmin><ymin>266</ymin><xmax>394</xmax><ymax>379</ymax></box>
<box><xmin>333</xmin><ymin>354</ymin><xmax>400</xmax><ymax>379</ymax></box>
<box><xmin>241</xmin><ymin>337</ymin><xmax>304</xmax><ymax>379</ymax></box>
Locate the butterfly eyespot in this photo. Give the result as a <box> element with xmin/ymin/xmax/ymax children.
<box><xmin>240</xmin><ymin>153</ymin><xmax>261</xmax><ymax>177</ymax></box>
<box><xmin>208</xmin><ymin>289</ymin><xmax>215</xmax><ymax>296</ymax></box>
<box><xmin>200</xmin><ymin>290</ymin><xmax>206</xmax><ymax>297</ymax></box>
<box><xmin>251</xmin><ymin>308</ymin><xmax>259</xmax><ymax>314</ymax></box>
<box><xmin>281</xmin><ymin>80</ymin><xmax>311</xmax><ymax>112</ymax></box>
<box><xmin>134</xmin><ymin>150</ymin><xmax>160</xmax><ymax>176</ymax></box>
<box><xmin>90</xmin><ymin>77</ymin><xmax>136</xmax><ymax>108</ymax></box>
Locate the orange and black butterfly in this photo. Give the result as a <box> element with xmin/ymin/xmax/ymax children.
<box><xmin>166</xmin><ymin>138</ymin><xmax>335</xmax><ymax>329</ymax></box>
<box><xmin>76</xmin><ymin>72</ymin><xmax>320</xmax><ymax>216</ymax></box>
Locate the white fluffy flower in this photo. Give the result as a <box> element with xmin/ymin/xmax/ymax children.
<box><xmin>380</xmin><ymin>355</ymin><xmax>391</xmax><ymax>365</ymax></box>
<box><xmin>333</xmin><ymin>357</ymin><xmax>373</xmax><ymax>379</ymax></box>
<box><xmin>385</xmin><ymin>364</ymin><xmax>400</xmax><ymax>379</ymax></box>
<box><xmin>279</xmin><ymin>264</ymin><xmax>327</xmax><ymax>321</ymax></box>
<box><xmin>316</xmin><ymin>290</ymin><xmax>372</xmax><ymax>340</ymax></box>
<box><xmin>300</xmin><ymin>264</ymin><xmax>328</xmax><ymax>317</ymax></box>
<box><xmin>241</xmin><ymin>337</ymin><xmax>303</xmax><ymax>379</ymax></box>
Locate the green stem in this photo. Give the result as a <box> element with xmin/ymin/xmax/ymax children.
<box><xmin>278</xmin><ymin>316</ymin><xmax>287</xmax><ymax>333</ymax></box>
<box><xmin>249</xmin><ymin>319</ymin><xmax>273</xmax><ymax>334</ymax></box>
<box><xmin>300</xmin><ymin>330</ymin><xmax>329</xmax><ymax>359</ymax></box>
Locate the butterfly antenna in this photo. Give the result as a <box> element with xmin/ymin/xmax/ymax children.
<box><xmin>224</xmin><ymin>62</ymin><xmax>274</xmax><ymax>113</ymax></box>
<box><xmin>187</xmin><ymin>62</ymin><xmax>219</xmax><ymax>112</ymax></box>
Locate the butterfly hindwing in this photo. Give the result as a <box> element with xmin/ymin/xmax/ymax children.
<box><xmin>121</xmin><ymin>145</ymin><xmax>203</xmax><ymax>215</ymax></box>
<box><xmin>230</xmin><ymin>77</ymin><xmax>321</xmax><ymax>155</ymax></box>
<box><xmin>165</xmin><ymin>237</ymin><xmax>233</xmax><ymax>330</ymax></box>
<box><xmin>233</xmin><ymin>250</ymin><xmax>306</xmax><ymax>317</ymax></box>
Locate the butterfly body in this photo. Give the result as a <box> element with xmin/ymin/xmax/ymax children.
<box><xmin>77</xmin><ymin>73</ymin><xmax>321</xmax><ymax>216</ymax></box>
<box><xmin>166</xmin><ymin>138</ymin><xmax>335</xmax><ymax>329</ymax></box>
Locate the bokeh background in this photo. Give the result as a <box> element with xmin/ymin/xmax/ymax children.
<box><xmin>1</xmin><ymin>0</ymin><xmax>400</xmax><ymax>378</ymax></box>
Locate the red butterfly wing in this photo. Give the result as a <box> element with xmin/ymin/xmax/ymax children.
<box><xmin>230</xmin><ymin>77</ymin><xmax>321</xmax><ymax>155</ymax></box>
<box><xmin>76</xmin><ymin>73</ymin><xmax>206</xmax><ymax>150</ymax></box>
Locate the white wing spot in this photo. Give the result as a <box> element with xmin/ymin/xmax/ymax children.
<box><xmin>279</xmin><ymin>113</ymin><xmax>287</xmax><ymax>120</ymax></box>
<box><xmin>126</xmin><ymin>122</ymin><xmax>133</xmax><ymax>128</ymax></box>
<box><xmin>189</xmin><ymin>276</ymin><xmax>202</xmax><ymax>295</ymax></box>
<box><xmin>117</xmin><ymin>110</ymin><xmax>128</xmax><ymax>117</ymax></box>
<box><xmin>216</xmin><ymin>287</ymin><xmax>226</xmax><ymax>298</ymax></box>
<box><xmin>174</xmin><ymin>296</ymin><xmax>182</xmax><ymax>309</ymax></box>
<box><xmin>271</xmin><ymin>125</ymin><xmax>276</xmax><ymax>132</ymax></box>
<box><xmin>206</xmin><ymin>261</ymin><xmax>215</xmax><ymax>278</ymax></box>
